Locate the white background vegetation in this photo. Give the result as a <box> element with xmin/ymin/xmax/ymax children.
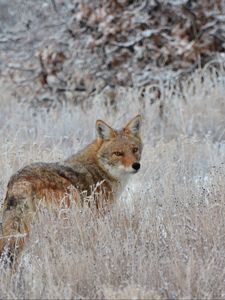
<box><xmin>1</xmin><ymin>66</ymin><xmax>225</xmax><ymax>299</ymax></box>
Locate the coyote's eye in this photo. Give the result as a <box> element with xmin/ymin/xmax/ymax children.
<box><xmin>113</xmin><ymin>151</ymin><xmax>124</xmax><ymax>156</ymax></box>
<box><xmin>133</xmin><ymin>147</ymin><xmax>139</xmax><ymax>153</ymax></box>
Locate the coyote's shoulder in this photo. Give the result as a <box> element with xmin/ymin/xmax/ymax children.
<box><xmin>0</xmin><ymin>115</ymin><xmax>143</xmax><ymax>263</ymax></box>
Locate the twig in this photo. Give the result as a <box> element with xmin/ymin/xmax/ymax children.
<box><xmin>51</xmin><ymin>0</ymin><xmax>58</xmax><ymax>13</ymax></box>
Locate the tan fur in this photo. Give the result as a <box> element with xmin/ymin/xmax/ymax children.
<box><xmin>0</xmin><ymin>115</ymin><xmax>143</xmax><ymax>264</ymax></box>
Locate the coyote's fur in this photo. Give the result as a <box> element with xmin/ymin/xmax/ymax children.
<box><xmin>0</xmin><ymin>115</ymin><xmax>142</xmax><ymax>263</ymax></box>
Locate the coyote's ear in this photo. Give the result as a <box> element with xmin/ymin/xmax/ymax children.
<box><xmin>124</xmin><ymin>114</ymin><xmax>142</xmax><ymax>137</ymax></box>
<box><xmin>96</xmin><ymin>120</ymin><xmax>116</xmax><ymax>140</ymax></box>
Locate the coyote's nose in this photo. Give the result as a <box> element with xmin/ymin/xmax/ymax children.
<box><xmin>132</xmin><ymin>162</ymin><xmax>141</xmax><ymax>171</ymax></box>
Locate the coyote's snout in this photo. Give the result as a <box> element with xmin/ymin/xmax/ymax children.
<box><xmin>0</xmin><ymin>115</ymin><xmax>142</xmax><ymax>264</ymax></box>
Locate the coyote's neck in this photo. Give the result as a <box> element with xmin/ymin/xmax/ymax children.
<box><xmin>65</xmin><ymin>139</ymin><xmax>104</xmax><ymax>170</ymax></box>
<box><xmin>65</xmin><ymin>140</ymin><xmax>130</xmax><ymax>196</ymax></box>
<box><xmin>65</xmin><ymin>140</ymin><xmax>117</xmax><ymax>181</ymax></box>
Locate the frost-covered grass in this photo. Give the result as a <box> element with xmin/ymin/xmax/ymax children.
<box><xmin>1</xmin><ymin>66</ymin><xmax>225</xmax><ymax>299</ymax></box>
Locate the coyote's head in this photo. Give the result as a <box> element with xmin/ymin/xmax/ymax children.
<box><xmin>96</xmin><ymin>115</ymin><xmax>143</xmax><ymax>179</ymax></box>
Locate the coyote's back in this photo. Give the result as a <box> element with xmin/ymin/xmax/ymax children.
<box><xmin>0</xmin><ymin>115</ymin><xmax>142</xmax><ymax>264</ymax></box>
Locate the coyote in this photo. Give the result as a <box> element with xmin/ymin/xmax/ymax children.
<box><xmin>0</xmin><ymin>115</ymin><xmax>142</xmax><ymax>263</ymax></box>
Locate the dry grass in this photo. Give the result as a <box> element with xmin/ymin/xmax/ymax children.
<box><xmin>1</xmin><ymin>65</ymin><xmax>225</xmax><ymax>299</ymax></box>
